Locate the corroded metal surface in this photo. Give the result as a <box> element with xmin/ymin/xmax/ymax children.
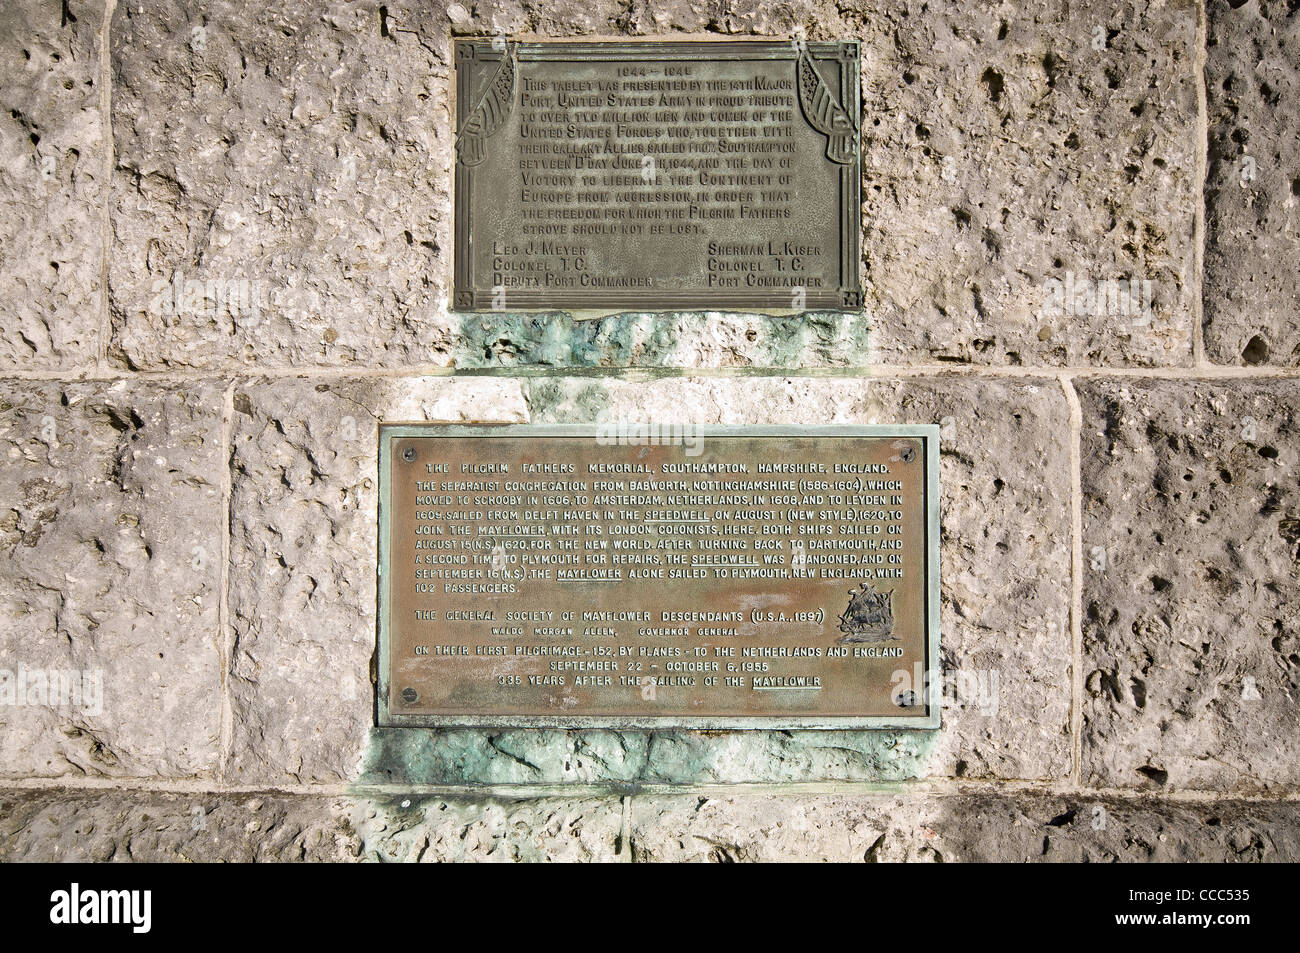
<box><xmin>378</xmin><ymin>426</ymin><xmax>939</xmax><ymax>728</ymax></box>
<box><xmin>452</xmin><ymin>40</ymin><xmax>862</xmax><ymax>312</ymax></box>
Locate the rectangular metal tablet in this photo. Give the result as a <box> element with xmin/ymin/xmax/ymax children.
<box><xmin>452</xmin><ymin>40</ymin><xmax>863</xmax><ymax>313</ymax></box>
<box><xmin>377</xmin><ymin>425</ymin><xmax>939</xmax><ymax>729</ymax></box>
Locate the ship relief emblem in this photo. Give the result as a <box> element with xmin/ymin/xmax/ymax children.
<box><xmin>836</xmin><ymin>582</ymin><xmax>897</xmax><ymax>644</ymax></box>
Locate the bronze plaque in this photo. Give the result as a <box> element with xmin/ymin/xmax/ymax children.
<box><xmin>377</xmin><ymin>426</ymin><xmax>939</xmax><ymax>728</ymax></box>
<box><xmin>452</xmin><ymin>40</ymin><xmax>862</xmax><ymax>312</ymax></box>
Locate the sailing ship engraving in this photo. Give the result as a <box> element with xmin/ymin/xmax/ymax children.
<box><xmin>836</xmin><ymin>582</ymin><xmax>898</xmax><ymax>643</ymax></box>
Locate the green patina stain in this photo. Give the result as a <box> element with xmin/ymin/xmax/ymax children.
<box><xmin>359</xmin><ymin>311</ymin><xmax>927</xmax><ymax>793</ymax></box>
<box><xmin>451</xmin><ymin>311</ymin><xmax>874</xmax><ymax>369</ymax></box>
<box><xmin>355</xmin><ymin>726</ymin><xmax>939</xmax><ymax>789</ymax></box>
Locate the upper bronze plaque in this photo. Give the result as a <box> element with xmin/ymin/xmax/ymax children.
<box><xmin>452</xmin><ymin>40</ymin><xmax>862</xmax><ymax>312</ymax></box>
<box><xmin>377</xmin><ymin>425</ymin><xmax>939</xmax><ymax>729</ymax></box>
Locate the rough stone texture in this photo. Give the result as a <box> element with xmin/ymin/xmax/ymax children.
<box><xmin>359</xmin><ymin>375</ymin><xmax>1073</xmax><ymax>786</ymax></box>
<box><xmin>629</xmin><ymin>791</ymin><xmax>1300</xmax><ymax>862</ymax></box>
<box><xmin>1203</xmin><ymin>0</ymin><xmax>1300</xmax><ymax>366</ymax></box>
<box><xmin>0</xmin><ymin>789</ymin><xmax>624</xmax><ymax>862</ymax></box>
<box><xmin>226</xmin><ymin>377</ymin><xmax>528</xmax><ymax>784</ymax></box>
<box><xmin>853</xmin><ymin>0</ymin><xmax>1200</xmax><ymax>366</ymax></box>
<box><xmin>574</xmin><ymin>0</ymin><xmax>1201</xmax><ymax>366</ymax></box>
<box><xmin>0</xmin><ymin>380</ymin><xmax>224</xmax><ymax>778</ymax></box>
<box><xmin>0</xmin><ymin>0</ymin><xmax>105</xmax><ymax>370</ymax></box>
<box><xmin>108</xmin><ymin>0</ymin><xmax>460</xmax><ymax>370</ymax></box>
<box><xmin>1</xmin><ymin>0</ymin><xmax>1296</xmax><ymax>865</ymax></box>
<box><xmin>3</xmin><ymin>788</ymin><xmax>1294</xmax><ymax>862</ymax></box>
<box><xmin>1080</xmin><ymin>379</ymin><xmax>1300</xmax><ymax>793</ymax></box>
<box><xmin>445</xmin><ymin>0</ymin><xmax>627</xmax><ymax>38</ymax></box>
<box><xmin>348</xmin><ymin>790</ymin><xmax>622</xmax><ymax>862</ymax></box>
<box><xmin>106</xmin><ymin>0</ymin><xmax>1200</xmax><ymax>371</ymax></box>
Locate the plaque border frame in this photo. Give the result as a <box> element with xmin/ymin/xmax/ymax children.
<box><xmin>451</xmin><ymin>39</ymin><xmax>864</xmax><ymax>313</ymax></box>
<box><xmin>376</xmin><ymin>424</ymin><xmax>940</xmax><ymax>730</ymax></box>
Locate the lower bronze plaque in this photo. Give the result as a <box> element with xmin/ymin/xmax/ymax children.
<box><xmin>452</xmin><ymin>40</ymin><xmax>862</xmax><ymax>312</ymax></box>
<box><xmin>377</xmin><ymin>426</ymin><xmax>939</xmax><ymax>729</ymax></box>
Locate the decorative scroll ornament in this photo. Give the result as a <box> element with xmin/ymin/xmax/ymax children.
<box><xmin>456</xmin><ymin>45</ymin><xmax>516</xmax><ymax>167</ymax></box>
<box><xmin>796</xmin><ymin>50</ymin><xmax>857</xmax><ymax>165</ymax></box>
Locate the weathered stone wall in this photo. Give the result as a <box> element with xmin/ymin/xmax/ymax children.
<box><xmin>1</xmin><ymin>0</ymin><xmax>1297</xmax><ymax>861</ymax></box>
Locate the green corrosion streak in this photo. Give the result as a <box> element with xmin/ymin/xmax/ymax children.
<box><xmin>353</xmin><ymin>308</ymin><xmax>915</xmax><ymax>793</ymax></box>
<box><xmin>451</xmin><ymin>310</ymin><xmax>874</xmax><ymax>369</ymax></box>
<box><xmin>355</xmin><ymin>727</ymin><xmax>938</xmax><ymax>789</ymax></box>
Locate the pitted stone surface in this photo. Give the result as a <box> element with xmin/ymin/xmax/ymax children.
<box><xmin>105</xmin><ymin>0</ymin><xmax>1200</xmax><ymax>371</ymax></box>
<box><xmin>346</xmin><ymin>792</ymin><xmax>622</xmax><ymax>862</ymax></box>
<box><xmin>0</xmin><ymin>0</ymin><xmax>105</xmax><ymax>370</ymax></box>
<box><xmin>446</xmin><ymin>0</ymin><xmax>627</xmax><ymax>36</ymax></box>
<box><xmin>1203</xmin><ymin>0</ymin><xmax>1300</xmax><ymax>366</ymax></box>
<box><xmin>1080</xmin><ymin>379</ymin><xmax>1300</xmax><ymax>792</ymax></box>
<box><xmin>3</xmin><ymin>788</ymin><xmax>1294</xmax><ymax>862</ymax></box>
<box><xmin>225</xmin><ymin>377</ymin><xmax>527</xmax><ymax>784</ymax></box>
<box><xmin>0</xmin><ymin>789</ymin><xmax>623</xmax><ymax>862</ymax></box>
<box><xmin>109</xmin><ymin>0</ymin><xmax>459</xmax><ymax>370</ymax></box>
<box><xmin>629</xmin><ymin>792</ymin><xmax>1300</xmax><ymax>862</ymax></box>
<box><xmin>852</xmin><ymin>1</ymin><xmax>1200</xmax><ymax>366</ymax></box>
<box><xmin>358</xmin><ymin>376</ymin><xmax>1072</xmax><ymax>786</ymax></box>
<box><xmin>552</xmin><ymin>0</ymin><xmax>1199</xmax><ymax>367</ymax></box>
<box><xmin>0</xmin><ymin>380</ymin><xmax>224</xmax><ymax>778</ymax></box>
<box><xmin>1</xmin><ymin>0</ymin><xmax>1296</xmax><ymax>866</ymax></box>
